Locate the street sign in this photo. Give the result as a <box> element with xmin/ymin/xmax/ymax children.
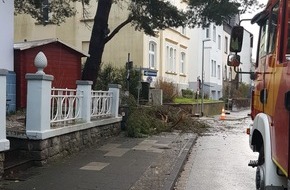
<box><xmin>146</xmin><ymin>76</ymin><xmax>153</xmax><ymax>83</ymax></box>
<box><xmin>143</xmin><ymin>70</ymin><xmax>157</xmax><ymax>77</ymax></box>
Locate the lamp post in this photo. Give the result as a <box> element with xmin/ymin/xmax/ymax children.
<box><xmin>201</xmin><ymin>39</ymin><xmax>210</xmax><ymax>116</ymax></box>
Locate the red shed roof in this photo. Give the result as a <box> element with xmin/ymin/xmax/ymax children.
<box><xmin>14</xmin><ymin>38</ymin><xmax>89</xmax><ymax>57</ymax></box>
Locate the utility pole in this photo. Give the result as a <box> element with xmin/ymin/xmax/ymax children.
<box><xmin>201</xmin><ymin>39</ymin><xmax>210</xmax><ymax>116</ymax></box>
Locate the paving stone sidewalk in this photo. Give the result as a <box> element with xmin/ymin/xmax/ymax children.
<box><xmin>0</xmin><ymin>131</ymin><xmax>196</xmax><ymax>190</ymax></box>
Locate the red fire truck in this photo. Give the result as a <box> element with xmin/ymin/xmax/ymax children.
<box><xmin>228</xmin><ymin>0</ymin><xmax>290</xmax><ymax>189</ymax></box>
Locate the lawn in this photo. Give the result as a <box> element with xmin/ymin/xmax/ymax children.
<box><xmin>173</xmin><ymin>97</ymin><xmax>221</xmax><ymax>104</ymax></box>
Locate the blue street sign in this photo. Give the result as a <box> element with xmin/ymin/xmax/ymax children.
<box><xmin>144</xmin><ymin>70</ymin><xmax>157</xmax><ymax>77</ymax></box>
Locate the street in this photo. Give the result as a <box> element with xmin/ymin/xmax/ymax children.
<box><xmin>175</xmin><ymin>110</ymin><xmax>258</xmax><ymax>190</ymax></box>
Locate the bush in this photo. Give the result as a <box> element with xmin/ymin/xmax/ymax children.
<box><xmin>181</xmin><ymin>89</ymin><xmax>194</xmax><ymax>98</ymax></box>
<box><xmin>95</xmin><ymin>64</ymin><xmax>141</xmax><ymax>100</ymax></box>
<box><xmin>233</xmin><ymin>83</ymin><xmax>251</xmax><ymax>98</ymax></box>
<box><xmin>154</xmin><ymin>78</ymin><xmax>178</xmax><ymax>103</ymax></box>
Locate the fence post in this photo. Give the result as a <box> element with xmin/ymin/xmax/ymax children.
<box><xmin>26</xmin><ymin>52</ymin><xmax>54</xmax><ymax>139</ymax></box>
<box><xmin>108</xmin><ymin>84</ymin><xmax>121</xmax><ymax>118</ymax></box>
<box><xmin>76</xmin><ymin>80</ymin><xmax>92</xmax><ymax>123</ymax></box>
<box><xmin>0</xmin><ymin>69</ymin><xmax>10</xmax><ymax>151</ymax></box>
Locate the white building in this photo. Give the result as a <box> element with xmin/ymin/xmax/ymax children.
<box><xmin>238</xmin><ymin>29</ymin><xmax>254</xmax><ymax>85</ymax></box>
<box><xmin>0</xmin><ymin>1</ymin><xmax>16</xmax><ymax>112</ymax></box>
<box><xmin>0</xmin><ymin>1</ymin><xmax>14</xmax><ymax>71</ymax></box>
<box><xmin>188</xmin><ymin>15</ymin><xmax>253</xmax><ymax>100</ymax></box>
<box><xmin>188</xmin><ymin>24</ymin><xmax>224</xmax><ymax>100</ymax></box>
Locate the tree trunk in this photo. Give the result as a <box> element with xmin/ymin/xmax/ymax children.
<box><xmin>81</xmin><ymin>0</ymin><xmax>113</xmax><ymax>87</ymax></box>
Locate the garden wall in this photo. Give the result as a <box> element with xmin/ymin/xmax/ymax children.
<box><xmin>166</xmin><ymin>99</ymin><xmax>250</xmax><ymax>116</ymax></box>
<box><xmin>165</xmin><ymin>101</ymin><xmax>224</xmax><ymax>116</ymax></box>
<box><xmin>8</xmin><ymin>121</ymin><xmax>121</xmax><ymax>166</ymax></box>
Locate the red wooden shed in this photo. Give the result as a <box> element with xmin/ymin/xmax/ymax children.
<box><xmin>14</xmin><ymin>39</ymin><xmax>88</xmax><ymax>109</ymax></box>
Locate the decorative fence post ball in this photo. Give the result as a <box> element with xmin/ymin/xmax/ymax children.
<box><xmin>34</xmin><ymin>51</ymin><xmax>48</xmax><ymax>74</ymax></box>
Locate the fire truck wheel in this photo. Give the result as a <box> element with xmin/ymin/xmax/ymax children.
<box><xmin>256</xmin><ymin>165</ymin><xmax>265</xmax><ymax>190</ymax></box>
<box><xmin>256</xmin><ymin>146</ymin><xmax>265</xmax><ymax>190</ymax></box>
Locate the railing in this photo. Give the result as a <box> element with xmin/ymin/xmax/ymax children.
<box><xmin>50</xmin><ymin>88</ymin><xmax>83</xmax><ymax>125</ymax></box>
<box><xmin>91</xmin><ymin>91</ymin><xmax>113</xmax><ymax>118</ymax></box>
<box><xmin>25</xmin><ymin>52</ymin><xmax>121</xmax><ymax>139</ymax></box>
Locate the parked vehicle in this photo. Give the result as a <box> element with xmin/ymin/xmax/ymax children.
<box><xmin>228</xmin><ymin>0</ymin><xmax>290</xmax><ymax>189</ymax></box>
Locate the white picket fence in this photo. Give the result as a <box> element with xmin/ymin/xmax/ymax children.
<box><xmin>91</xmin><ymin>91</ymin><xmax>113</xmax><ymax>118</ymax></box>
<box><xmin>25</xmin><ymin>72</ymin><xmax>121</xmax><ymax>140</ymax></box>
<box><xmin>3</xmin><ymin>52</ymin><xmax>122</xmax><ymax>141</ymax></box>
<box><xmin>50</xmin><ymin>88</ymin><xmax>114</xmax><ymax>125</ymax></box>
<box><xmin>50</xmin><ymin>88</ymin><xmax>83</xmax><ymax>124</ymax></box>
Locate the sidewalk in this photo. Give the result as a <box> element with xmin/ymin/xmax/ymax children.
<box><xmin>0</xmin><ymin>132</ymin><xmax>197</xmax><ymax>190</ymax></box>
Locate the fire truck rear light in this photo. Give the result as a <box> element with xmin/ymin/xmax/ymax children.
<box><xmin>246</xmin><ymin>128</ymin><xmax>250</xmax><ymax>135</ymax></box>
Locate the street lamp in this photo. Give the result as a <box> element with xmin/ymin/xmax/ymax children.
<box><xmin>201</xmin><ymin>39</ymin><xmax>210</xmax><ymax>116</ymax></box>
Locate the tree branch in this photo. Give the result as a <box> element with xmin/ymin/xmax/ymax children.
<box><xmin>105</xmin><ymin>16</ymin><xmax>133</xmax><ymax>44</ymax></box>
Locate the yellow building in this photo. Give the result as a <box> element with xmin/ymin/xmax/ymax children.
<box><xmin>14</xmin><ymin>1</ymin><xmax>190</xmax><ymax>90</ymax></box>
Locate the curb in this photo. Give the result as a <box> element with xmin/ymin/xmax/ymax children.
<box><xmin>162</xmin><ymin>134</ymin><xmax>198</xmax><ymax>190</ymax></box>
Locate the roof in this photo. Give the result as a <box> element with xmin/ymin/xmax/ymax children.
<box><xmin>14</xmin><ymin>38</ymin><xmax>89</xmax><ymax>57</ymax></box>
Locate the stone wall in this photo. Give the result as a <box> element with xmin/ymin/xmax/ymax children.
<box><xmin>0</xmin><ymin>153</ymin><xmax>4</xmax><ymax>179</ymax></box>
<box><xmin>165</xmin><ymin>101</ymin><xmax>225</xmax><ymax>116</ymax></box>
<box><xmin>8</xmin><ymin>122</ymin><xmax>121</xmax><ymax>166</ymax></box>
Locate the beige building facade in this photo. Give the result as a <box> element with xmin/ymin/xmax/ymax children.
<box><xmin>14</xmin><ymin>1</ymin><xmax>190</xmax><ymax>90</ymax></box>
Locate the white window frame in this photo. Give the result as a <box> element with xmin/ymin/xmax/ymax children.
<box><xmin>213</xmin><ymin>26</ymin><xmax>216</xmax><ymax>42</ymax></box>
<box><xmin>225</xmin><ymin>36</ymin><xmax>228</xmax><ymax>53</ymax></box>
<box><xmin>211</xmin><ymin>60</ymin><xmax>216</xmax><ymax>77</ymax></box>
<box><xmin>181</xmin><ymin>26</ymin><xmax>186</xmax><ymax>35</ymax></box>
<box><xmin>166</xmin><ymin>44</ymin><xmax>177</xmax><ymax>73</ymax></box>
<box><xmin>217</xmin><ymin>64</ymin><xmax>221</xmax><ymax>79</ymax></box>
<box><xmin>218</xmin><ymin>35</ymin><xmax>221</xmax><ymax>50</ymax></box>
<box><xmin>149</xmin><ymin>41</ymin><xmax>157</xmax><ymax>69</ymax></box>
<box><xmin>180</xmin><ymin>52</ymin><xmax>186</xmax><ymax>74</ymax></box>
<box><xmin>206</xmin><ymin>27</ymin><xmax>210</xmax><ymax>38</ymax></box>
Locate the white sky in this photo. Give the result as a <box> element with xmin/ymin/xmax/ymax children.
<box><xmin>240</xmin><ymin>0</ymin><xmax>268</xmax><ymax>59</ymax></box>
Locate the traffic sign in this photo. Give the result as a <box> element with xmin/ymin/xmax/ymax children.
<box><xmin>146</xmin><ymin>76</ymin><xmax>153</xmax><ymax>83</ymax></box>
<box><xmin>144</xmin><ymin>70</ymin><xmax>157</xmax><ymax>77</ymax></box>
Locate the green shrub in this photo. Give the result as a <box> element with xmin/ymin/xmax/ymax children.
<box><xmin>181</xmin><ymin>89</ymin><xmax>194</xmax><ymax>98</ymax></box>
<box><xmin>95</xmin><ymin>64</ymin><xmax>141</xmax><ymax>100</ymax></box>
<box><xmin>154</xmin><ymin>78</ymin><xmax>178</xmax><ymax>103</ymax></box>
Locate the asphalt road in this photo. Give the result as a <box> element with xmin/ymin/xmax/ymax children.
<box><xmin>175</xmin><ymin>110</ymin><xmax>258</xmax><ymax>190</ymax></box>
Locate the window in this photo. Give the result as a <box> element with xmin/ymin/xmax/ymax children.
<box><xmin>224</xmin><ymin>36</ymin><xmax>228</xmax><ymax>53</ymax></box>
<box><xmin>287</xmin><ymin>22</ymin><xmax>290</xmax><ymax>55</ymax></box>
<box><xmin>213</xmin><ymin>26</ymin><xmax>216</xmax><ymax>42</ymax></box>
<box><xmin>258</xmin><ymin>21</ymin><xmax>269</xmax><ymax>58</ymax></box>
<box><xmin>166</xmin><ymin>45</ymin><xmax>177</xmax><ymax>72</ymax></box>
<box><xmin>211</xmin><ymin>60</ymin><xmax>216</xmax><ymax>77</ymax></box>
<box><xmin>218</xmin><ymin>35</ymin><xmax>221</xmax><ymax>50</ymax></box>
<box><xmin>224</xmin><ymin>65</ymin><xmax>227</xmax><ymax>80</ymax></box>
<box><xmin>180</xmin><ymin>52</ymin><xmax>186</xmax><ymax>74</ymax></box>
<box><xmin>149</xmin><ymin>41</ymin><xmax>157</xmax><ymax>69</ymax></box>
<box><xmin>257</xmin><ymin>6</ymin><xmax>280</xmax><ymax>60</ymax></box>
<box><xmin>166</xmin><ymin>46</ymin><xmax>169</xmax><ymax>70</ymax></box>
<box><xmin>217</xmin><ymin>65</ymin><xmax>221</xmax><ymax>79</ymax></box>
<box><xmin>268</xmin><ymin>3</ymin><xmax>279</xmax><ymax>54</ymax></box>
<box><xmin>206</xmin><ymin>27</ymin><xmax>210</xmax><ymax>38</ymax></box>
<box><xmin>170</xmin><ymin>48</ymin><xmax>173</xmax><ymax>71</ymax></box>
<box><xmin>173</xmin><ymin>49</ymin><xmax>176</xmax><ymax>72</ymax></box>
<box><xmin>181</xmin><ymin>27</ymin><xmax>186</xmax><ymax>35</ymax></box>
